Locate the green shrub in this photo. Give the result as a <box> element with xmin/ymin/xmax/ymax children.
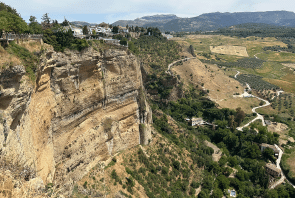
<box><xmin>7</xmin><ymin>42</ymin><xmax>38</xmax><ymax>81</ymax></box>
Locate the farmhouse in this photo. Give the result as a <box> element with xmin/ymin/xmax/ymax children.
<box><xmin>190</xmin><ymin>117</ymin><xmax>204</xmax><ymax>126</ymax></box>
<box><xmin>265</xmin><ymin>163</ymin><xmax>281</xmax><ymax>177</ymax></box>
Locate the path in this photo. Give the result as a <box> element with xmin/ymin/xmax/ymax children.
<box><xmin>234</xmin><ymin>71</ymin><xmax>295</xmax><ymax>188</ymax></box>
<box><xmin>234</xmin><ymin>71</ymin><xmax>270</xmax><ymax>130</ymax></box>
<box><xmin>166</xmin><ymin>57</ymin><xmax>196</xmax><ymax>75</ymax></box>
<box><xmin>254</xmin><ymin>52</ymin><xmax>262</xmax><ymax>59</ymax></box>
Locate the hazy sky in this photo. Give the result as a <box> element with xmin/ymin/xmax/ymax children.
<box><xmin>5</xmin><ymin>0</ymin><xmax>295</xmax><ymax>24</ymax></box>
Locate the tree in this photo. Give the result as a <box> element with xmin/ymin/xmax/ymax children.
<box><xmin>61</xmin><ymin>18</ymin><xmax>69</xmax><ymax>26</ymax></box>
<box><xmin>112</xmin><ymin>26</ymin><xmax>118</xmax><ymax>33</ymax></box>
<box><xmin>29</xmin><ymin>15</ymin><xmax>37</xmax><ymax>23</ymax></box>
<box><xmin>82</xmin><ymin>25</ymin><xmax>88</xmax><ymax>35</ymax></box>
<box><xmin>211</xmin><ymin>188</ymin><xmax>223</xmax><ymax>198</ymax></box>
<box><xmin>41</xmin><ymin>13</ymin><xmax>51</xmax><ymax>29</ymax></box>
<box><xmin>120</xmin><ymin>37</ymin><xmax>128</xmax><ymax>46</ymax></box>
<box><xmin>0</xmin><ymin>2</ymin><xmax>19</xmax><ymax>16</ymax></box>
<box><xmin>263</xmin><ymin>147</ymin><xmax>276</xmax><ymax>163</ymax></box>
<box><xmin>188</xmin><ymin>45</ymin><xmax>196</xmax><ymax>57</ymax></box>
<box><xmin>92</xmin><ymin>29</ymin><xmax>96</xmax><ymax>35</ymax></box>
<box><xmin>265</xmin><ymin>189</ymin><xmax>279</xmax><ymax>198</ymax></box>
<box><xmin>246</xmin><ymin>144</ymin><xmax>261</xmax><ymax>159</ymax></box>
<box><xmin>216</xmin><ymin>175</ymin><xmax>230</xmax><ymax>190</ymax></box>
<box><xmin>235</xmin><ymin>107</ymin><xmax>245</xmax><ymax>126</ymax></box>
<box><xmin>28</xmin><ymin>15</ymin><xmax>42</xmax><ymax>34</ymax></box>
<box><xmin>0</xmin><ymin>10</ymin><xmax>28</xmax><ymax>33</ymax></box>
<box><xmin>198</xmin><ymin>189</ymin><xmax>210</xmax><ymax>198</ymax></box>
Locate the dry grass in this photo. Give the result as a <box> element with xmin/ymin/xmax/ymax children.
<box><xmin>256</xmin><ymin>105</ymin><xmax>278</xmax><ymax>115</ymax></box>
<box><xmin>267</xmin><ymin>122</ymin><xmax>291</xmax><ymax>145</ymax></box>
<box><xmin>210</xmin><ymin>45</ymin><xmax>248</xmax><ymax>57</ymax></box>
<box><xmin>218</xmin><ymin>97</ymin><xmax>261</xmax><ymax>114</ymax></box>
<box><xmin>282</xmin><ymin>63</ymin><xmax>295</xmax><ymax>69</ymax></box>
<box><xmin>0</xmin><ymin>154</ymin><xmax>47</xmax><ymax>198</ymax></box>
<box><xmin>0</xmin><ymin>45</ymin><xmax>22</xmax><ymax>70</ymax></box>
<box><xmin>19</xmin><ymin>41</ymin><xmax>42</xmax><ymax>53</ymax></box>
<box><xmin>265</xmin><ymin>78</ymin><xmax>295</xmax><ymax>93</ymax></box>
<box><xmin>171</xmin><ymin>58</ymin><xmax>244</xmax><ymax>103</ymax></box>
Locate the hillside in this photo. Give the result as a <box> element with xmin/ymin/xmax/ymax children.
<box><xmin>2</xmin><ymin>2</ymin><xmax>295</xmax><ymax>198</ymax></box>
<box><xmin>112</xmin><ymin>11</ymin><xmax>295</xmax><ymax>32</ymax></box>
<box><xmin>112</xmin><ymin>14</ymin><xmax>179</xmax><ymax>28</ymax></box>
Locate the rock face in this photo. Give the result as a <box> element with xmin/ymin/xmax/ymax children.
<box><xmin>0</xmin><ymin>47</ymin><xmax>152</xmax><ymax>192</ymax></box>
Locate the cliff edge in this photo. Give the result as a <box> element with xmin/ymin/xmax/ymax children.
<box><xmin>0</xmin><ymin>45</ymin><xmax>152</xmax><ymax>195</ymax></box>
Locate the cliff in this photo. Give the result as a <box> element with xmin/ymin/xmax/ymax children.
<box><xmin>0</xmin><ymin>46</ymin><xmax>152</xmax><ymax>195</ymax></box>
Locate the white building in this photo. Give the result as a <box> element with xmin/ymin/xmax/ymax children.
<box><xmin>161</xmin><ymin>33</ymin><xmax>173</xmax><ymax>40</ymax></box>
<box><xmin>72</xmin><ymin>28</ymin><xmax>83</xmax><ymax>36</ymax></box>
<box><xmin>190</xmin><ymin>117</ymin><xmax>204</xmax><ymax>126</ymax></box>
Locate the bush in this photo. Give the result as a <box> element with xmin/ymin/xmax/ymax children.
<box><xmin>173</xmin><ymin>161</ymin><xmax>181</xmax><ymax>170</ymax></box>
<box><xmin>190</xmin><ymin>181</ymin><xmax>200</xmax><ymax>189</ymax></box>
<box><xmin>7</xmin><ymin>42</ymin><xmax>38</xmax><ymax>81</ymax></box>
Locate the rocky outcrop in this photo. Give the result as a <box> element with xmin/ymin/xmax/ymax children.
<box><xmin>0</xmin><ymin>47</ymin><xmax>152</xmax><ymax>194</ymax></box>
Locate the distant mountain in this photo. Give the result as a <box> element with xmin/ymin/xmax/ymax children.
<box><xmin>112</xmin><ymin>11</ymin><xmax>295</xmax><ymax>32</ymax></box>
<box><xmin>70</xmin><ymin>21</ymin><xmax>99</xmax><ymax>27</ymax></box>
<box><xmin>112</xmin><ymin>14</ymin><xmax>179</xmax><ymax>28</ymax></box>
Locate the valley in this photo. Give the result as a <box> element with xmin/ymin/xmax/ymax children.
<box><xmin>2</xmin><ymin>2</ymin><xmax>295</xmax><ymax>197</ymax></box>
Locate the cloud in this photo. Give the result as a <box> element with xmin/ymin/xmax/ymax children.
<box><xmin>6</xmin><ymin>0</ymin><xmax>295</xmax><ymax>23</ymax></box>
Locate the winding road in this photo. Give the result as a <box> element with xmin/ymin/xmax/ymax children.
<box><xmin>235</xmin><ymin>71</ymin><xmax>270</xmax><ymax>131</ymax></box>
<box><xmin>166</xmin><ymin>57</ymin><xmax>196</xmax><ymax>75</ymax></box>
<box><xmin>234</xmin><ymin>71</ymin><xmax>295</xmax><ymax>188</ymax></box>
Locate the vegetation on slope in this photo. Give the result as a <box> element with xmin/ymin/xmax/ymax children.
<box><xmin>0</xmin><ymin>2</ymin><xmax>28</xmax><ymax>33</ymax></box>
<box><xmin>5</xmin><ymin>42</ymin><xmax>39</xmax><ymax>81</ymax></box>
<box><xmin>128</xmin><ymin>30</ymin><xmax>182</xmax><ymax>72</ymax></box>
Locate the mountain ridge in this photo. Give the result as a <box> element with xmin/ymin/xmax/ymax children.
<box><xmin>112</xmin><ymin>11</ymin><xmax>295</xmax><ymax>32</ymax></box>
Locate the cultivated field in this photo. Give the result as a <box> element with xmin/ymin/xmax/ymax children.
<box><xmin>210</xmin><ymin>45</ymin><xmax>248</xmax><ymax>57</ymax></box>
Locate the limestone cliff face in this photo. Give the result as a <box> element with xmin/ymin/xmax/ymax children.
<box><xmin>0</xmin><ymin>47</ymin><xmax>152</xmax><ymax>191</ymax></box>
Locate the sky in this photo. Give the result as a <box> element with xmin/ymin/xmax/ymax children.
<box><xmin>4</xmin><ymin>0</ymin><xmax>295</xmax><ymax>24</ymax></box>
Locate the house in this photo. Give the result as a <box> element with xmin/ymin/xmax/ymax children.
<box><xmin>72</xmin><ymin>28</ymin><xmax>83</xmax><ymax>36</ymax></box>
<box><xmin>261</xmin><ymin>143</ymin><xmax>280</xmax><ymax>158</ymax></box>
<box><xmin>190</xmin><ymin>117</ymin><xmax>204</xmax><ymax>126</ymax></box>
<box><xmin>265</xmin><ymin>163</ymin><xmax>281</xmax><ymax>177</ymax></box>
<box><xmin>119</xmin><ymin>26</ymin><xmax>129</xmax><ymax>33</ymax></box>
<box><xmin>265</xmin><ymin>120</ymin><xmax>272</xmax><ymax>126</ymax></box>
<box><xmin>161</xmin><ymin>33</ymin><xmax>173</xmax><ymax>40</ymax></box>
<box><xmin>228</xmin><ymin>189</ymin><xmax>237</xmax><ymax>197</ymax></box>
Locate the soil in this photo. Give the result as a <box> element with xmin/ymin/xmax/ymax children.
<box><xmin>204</xmin><ymin>140</ymin><xmax>222</xmax><ymax>162</ymax></box>
<box><xmin>267</xmin><ymin>122</ymin><xmax>293</xmax><ymax>145</ymax></box>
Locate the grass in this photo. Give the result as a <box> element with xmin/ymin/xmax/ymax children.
<box><xmin>218</xmin><ymin>97</ymin><xmax>261</xmax><ymax>114</ymax></box>
<box><xmin>256</xmin><ymin>105</ymin><xmax>278</xmax><ymax>115</ymax></box>
<box><xmin>6</xmin><ymin>42</ymin><xmax>39</xmax><ymax>82</ymax></box>
<box><xmin>287</xmin><ymin>152</ymin><xmax>295</xmax><ymax>178</ymax></box>
<box><xmin>256</xmin><ymin>51</ymin><xmax>295</xmax><ymax>62</ymax></box>
<box><xmin>240</xmin><ymin>114</ymin><xmax>257</xmax><ymax>126</ymax></box>
<box><xmin>265</xmin><ymin>78</ymin><xmax>295</xmax><ymax>93</ymax></box>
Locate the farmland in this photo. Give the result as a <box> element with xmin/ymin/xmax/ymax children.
<box><xmin>172</xmin><ymin>34</ymin><xmax>295</xmax><ymax>94</ymax></box>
